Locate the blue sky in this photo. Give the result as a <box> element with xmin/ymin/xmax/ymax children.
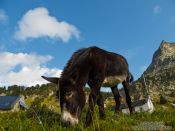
<box><xmin>0</xmin><ymin>0</ymin><xmax>175</xmax><ymax>87</ymax></box>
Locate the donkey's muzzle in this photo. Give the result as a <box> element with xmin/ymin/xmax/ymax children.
<box><xmin>61</xmin><ymin>110</ymin><xmax>79</xmax><ymax>126</ymax></box>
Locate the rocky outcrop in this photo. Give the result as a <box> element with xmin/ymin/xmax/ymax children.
<box><xmin>131</xmin><ymin>41</ymin><xmax>175</xmax><ymax>102</ymax></box>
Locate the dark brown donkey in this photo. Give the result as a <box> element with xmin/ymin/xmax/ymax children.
<box><xmin>42</xmin><ymin>46</ymin><xmax>133</xmax><ymax>126</ymax></box>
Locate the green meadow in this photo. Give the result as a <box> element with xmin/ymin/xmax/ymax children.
<box><xmin>0</xmin><ymin>85</ymin><xmax>174</xmax><ymax>130</ymax></box>
<box><xmin>0</xmin><ymin>98</ymin><xmax>174</xmax><ymax>131</ymax></box>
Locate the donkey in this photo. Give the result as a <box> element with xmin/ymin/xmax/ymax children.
<box><xmin>42</xmin><ymin>46</ymin><xmax>133</xmax><ymax>126</ymax></box>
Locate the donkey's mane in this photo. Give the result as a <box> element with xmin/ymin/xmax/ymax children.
<box><xmin>61</xmin><ymin>48</ymin><xmax>88</xmax><ymax>78</ymax></box>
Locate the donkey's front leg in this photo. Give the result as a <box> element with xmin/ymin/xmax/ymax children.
<box><xmin>97</xmin><ymin>93</ymin><xmax>105</xmax><ymax>119</ymax></box>
<box><xmin>85</xmin><ymin>89</ymin><xmax>98</xmax><ymax>127</ymax></box>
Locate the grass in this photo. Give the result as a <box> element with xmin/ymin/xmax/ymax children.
<box><xmin>0</xmin><ymin>102</ymin><xmax>174</xmax><ymax>131</ymax></box>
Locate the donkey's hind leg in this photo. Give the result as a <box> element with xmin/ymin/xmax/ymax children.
<box><xmin>111</xmin><ymin>85</ymin><xmax>121</xmax><ymax>112</ymax></box>
<box><xmin>122</xmin><ymin>80</ymin><xmax>133</xmax><ymax>113</ymax></box>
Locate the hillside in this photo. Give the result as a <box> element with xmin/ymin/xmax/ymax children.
<box><xmin>0</xmin><ymin>84</ymin><xmax>174</xmax><ymax>130</ymax></box>
<box><xmin>131</xmin><ymin>41</ymin><xmax>175</xmax><ymax>102</ymax></box>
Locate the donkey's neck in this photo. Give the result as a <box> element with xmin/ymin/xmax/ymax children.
<box><xmin>76</xmin><ymin>68</ymin><xmax>90</xmax><ymax>88</ymax></box>
<box><xmin>61</xmin><ymin>53</ymin><xmax>91</xmax><ymax>88</ymax></box>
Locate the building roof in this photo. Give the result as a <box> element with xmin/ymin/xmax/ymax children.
<box><xmin>120</xmin><ymin>98</ymin><xmax>147</xmax><ymax>109</ymax></box>
<box><xmin>0</xmin><ymin>96</ymin><xmax>20</xmax><ymax>110</ymax></box>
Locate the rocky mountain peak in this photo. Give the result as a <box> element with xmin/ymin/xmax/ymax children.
<box><xmin>146</xmin><ymin>41</ymin><xmax>175</xmax><ymax>74</ymax></box>
<box><xmin>131</xmin><ymin>41</ymin><xmax>175</xmax><ymax>102</ymax></box>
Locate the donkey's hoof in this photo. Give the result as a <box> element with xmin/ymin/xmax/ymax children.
<box><xmin>115</xmin><ymin>109</ymin><xmax>121</xmax><ymax>113</ymax></box>
<box><xmin>85</xmin><ymin>118</ymin><xmax>92</xmax><ymax>127</ymax></box>
<box><xmin>84</xmin><ymin>121</ymin><xmax>91</xmax><ymax>128</ymax></box>
<box><xmin>100</xmin><ymin>114</ymin><xmax>106</xmax><ymax>120</ymax></box>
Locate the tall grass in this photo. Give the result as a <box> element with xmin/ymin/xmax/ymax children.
<box><xmin>0</xmin><ymin>103</ymin><xmax>174</xmax><ymax>131</ymax></box>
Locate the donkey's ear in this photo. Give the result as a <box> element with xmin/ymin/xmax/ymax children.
<box><xmin>41</xmin><ymin>76</ymin><xmax>59</xmax><ymax>84</ymax></box>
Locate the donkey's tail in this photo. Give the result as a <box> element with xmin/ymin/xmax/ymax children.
<box><xmin>129</xmin><ymin>72</ymin><xmax>134</xmax><ymax>83</ymax></box>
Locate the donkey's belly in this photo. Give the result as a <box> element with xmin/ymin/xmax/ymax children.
<box><xmin>102</xmin><ymin>75</ymin><xmax>126</xmax><ymax>87</ymax></box>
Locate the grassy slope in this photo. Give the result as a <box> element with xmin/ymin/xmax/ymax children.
<box><xmin>0</xmin><ymin>97</ymin><xmax>174</xmax><ymax>131</ymax></box>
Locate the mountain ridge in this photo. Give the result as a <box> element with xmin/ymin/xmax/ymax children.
<box><xmin>130</xmin><ymin>41</ymin><xmax>175</xmax><ymax>102</ymax></box>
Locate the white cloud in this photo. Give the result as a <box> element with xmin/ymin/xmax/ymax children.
<box><xmin>0</xmin><ymin>9</ymin><xmax>8</xmax><ymax>23</ymax></box>
<box><xmin>14</xmin><ymin>7</ymin><xmax>80</xmax><ymax>42</ymax></box>
<box><xmin>153</xmin><ymin>5</ymin><xmax>162</xmax><ymax>14</ymax></box>
<box><xmin>0</xmin><ymin>52</ymin><xmax>62</xmax><ymax>86</ymax></box>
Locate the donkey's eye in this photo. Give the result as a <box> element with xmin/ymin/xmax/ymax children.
<box><xmin>65</xmin><ymin>92</ymin><xmax>73</xmax><ymax>98</ymax></box>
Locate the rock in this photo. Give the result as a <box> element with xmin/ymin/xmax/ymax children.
<box><xmin>171</xmin><ymin>103</ymin><xmax>175</xmax><ymax>108</ymax></box>
<box><xmin>130</xmin><ymin>41</ymin><xmax>175</xmax><ymax>102</ymax></box>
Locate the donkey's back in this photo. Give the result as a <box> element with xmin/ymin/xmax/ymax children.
<box><xmin>86</xmin><ymin>46</ymin><xmax>131</xmax><ymax>87</ymax></box>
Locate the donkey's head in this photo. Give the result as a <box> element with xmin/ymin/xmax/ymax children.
<box><xmin>42</xmin><ymin>76</ymin><xmax>85</xmax><ymax>126</ymax></box>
